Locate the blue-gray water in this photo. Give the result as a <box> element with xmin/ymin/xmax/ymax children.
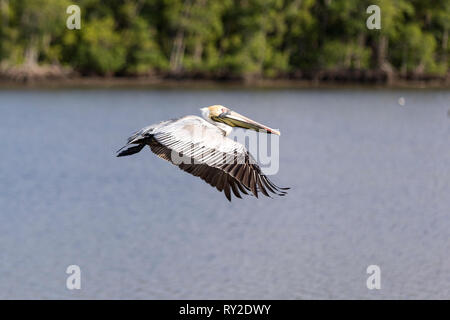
<box><xmin>0</xmin><ymin>87</ymin><xmax>449</xmax><ymax>299</ymax></box>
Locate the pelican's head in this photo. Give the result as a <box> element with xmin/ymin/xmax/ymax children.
<box><xmin>200</xmin><ymin>105</ymin><xmax>280</xmax><ymax>135</ymax></box>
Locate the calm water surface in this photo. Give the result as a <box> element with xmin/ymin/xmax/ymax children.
<box><xmin>0</xmin><ymin>87</ymin><xmax>449</xmax><ymax>299</ymax></box>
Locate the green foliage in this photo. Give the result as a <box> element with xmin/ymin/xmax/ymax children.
<box><xmin>0</xmin><ymin>0</ymin><xmax>449</xmax><ymax>77</ymax></box>
<box><xmin>119</xmin><ymin>11</ymin><xmax>168</xmax><ymax>74</ymax></box>
<box><xmin>1</xmin><ymin>0</ymin><xmax>71</xmax><ymax>65</ymax></box>
<box><xmin>68</xmin><ymin>16</ymin><xmax>126</xmax><ymax>74</ymax></box>
<box><xmin>320</xmin><ymin>40</ymin><xmax>371</xmax><ymax>70</ymax></box>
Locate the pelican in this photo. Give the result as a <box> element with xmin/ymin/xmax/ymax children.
<box><xmin>116</xmin><ymin>105</ymin><xmax>288</xmax><ymax>201</ymax></box>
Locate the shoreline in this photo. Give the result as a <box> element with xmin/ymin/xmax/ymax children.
<box><xmin>0</xmin><ymin>75</ymin><xmax>449</xmax><ymax>90</ymax></box>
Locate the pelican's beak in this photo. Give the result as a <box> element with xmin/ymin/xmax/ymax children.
<box><xmin>219</xmin><ymin>110</ymin><xmax>280</xmax><ymax>135</ymax></box>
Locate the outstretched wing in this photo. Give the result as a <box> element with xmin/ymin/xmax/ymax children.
<box><xmin>125</xmin><ymin>116</ymin><xmax>288</xmax><ymax>201</ymax></box>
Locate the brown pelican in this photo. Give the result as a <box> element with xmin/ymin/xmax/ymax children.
<box><xmin>116</xmin><ymin>105</ymin><xmax>288</xmax><ymax>201</ymax></box>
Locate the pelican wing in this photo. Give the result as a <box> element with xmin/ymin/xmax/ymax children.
<box><xmin>143</xmin><ymin>116</ymin><xmax>288</xmax><ymax>201</ymax></box>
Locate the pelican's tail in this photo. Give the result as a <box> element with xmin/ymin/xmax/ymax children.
<box><xmin>116</xmin><ymin>143</ymin><xmax>145</xmax><ymax>157</ymax></box>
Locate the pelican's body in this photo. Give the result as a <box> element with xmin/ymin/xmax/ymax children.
<box><xmin>117</xmin><ymin>105</ymin><xmax>288</xmax><ymax>201</ymax></box>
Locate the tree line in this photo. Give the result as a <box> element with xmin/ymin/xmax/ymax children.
<box><xmin>0</xmin><ymin>0</ymin><xmax>449</xmax><ymax>81</ymax></box>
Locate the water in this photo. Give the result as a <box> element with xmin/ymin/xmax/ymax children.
<box><xmin>0</xmin><ymin>87</ymin><xmax>449</xmax><ymax>299</ymax></box>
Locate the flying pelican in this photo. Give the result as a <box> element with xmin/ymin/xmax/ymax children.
<box><xmin>116</xmin><ymin>105</ymin><xmax>288</xmax><ymax>201</ymax></box>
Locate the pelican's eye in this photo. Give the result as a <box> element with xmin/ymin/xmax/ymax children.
<box><xmin>218</xmin><ymin>108</ymin><xmax>231</xmax><ymax>118</ymax></box>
